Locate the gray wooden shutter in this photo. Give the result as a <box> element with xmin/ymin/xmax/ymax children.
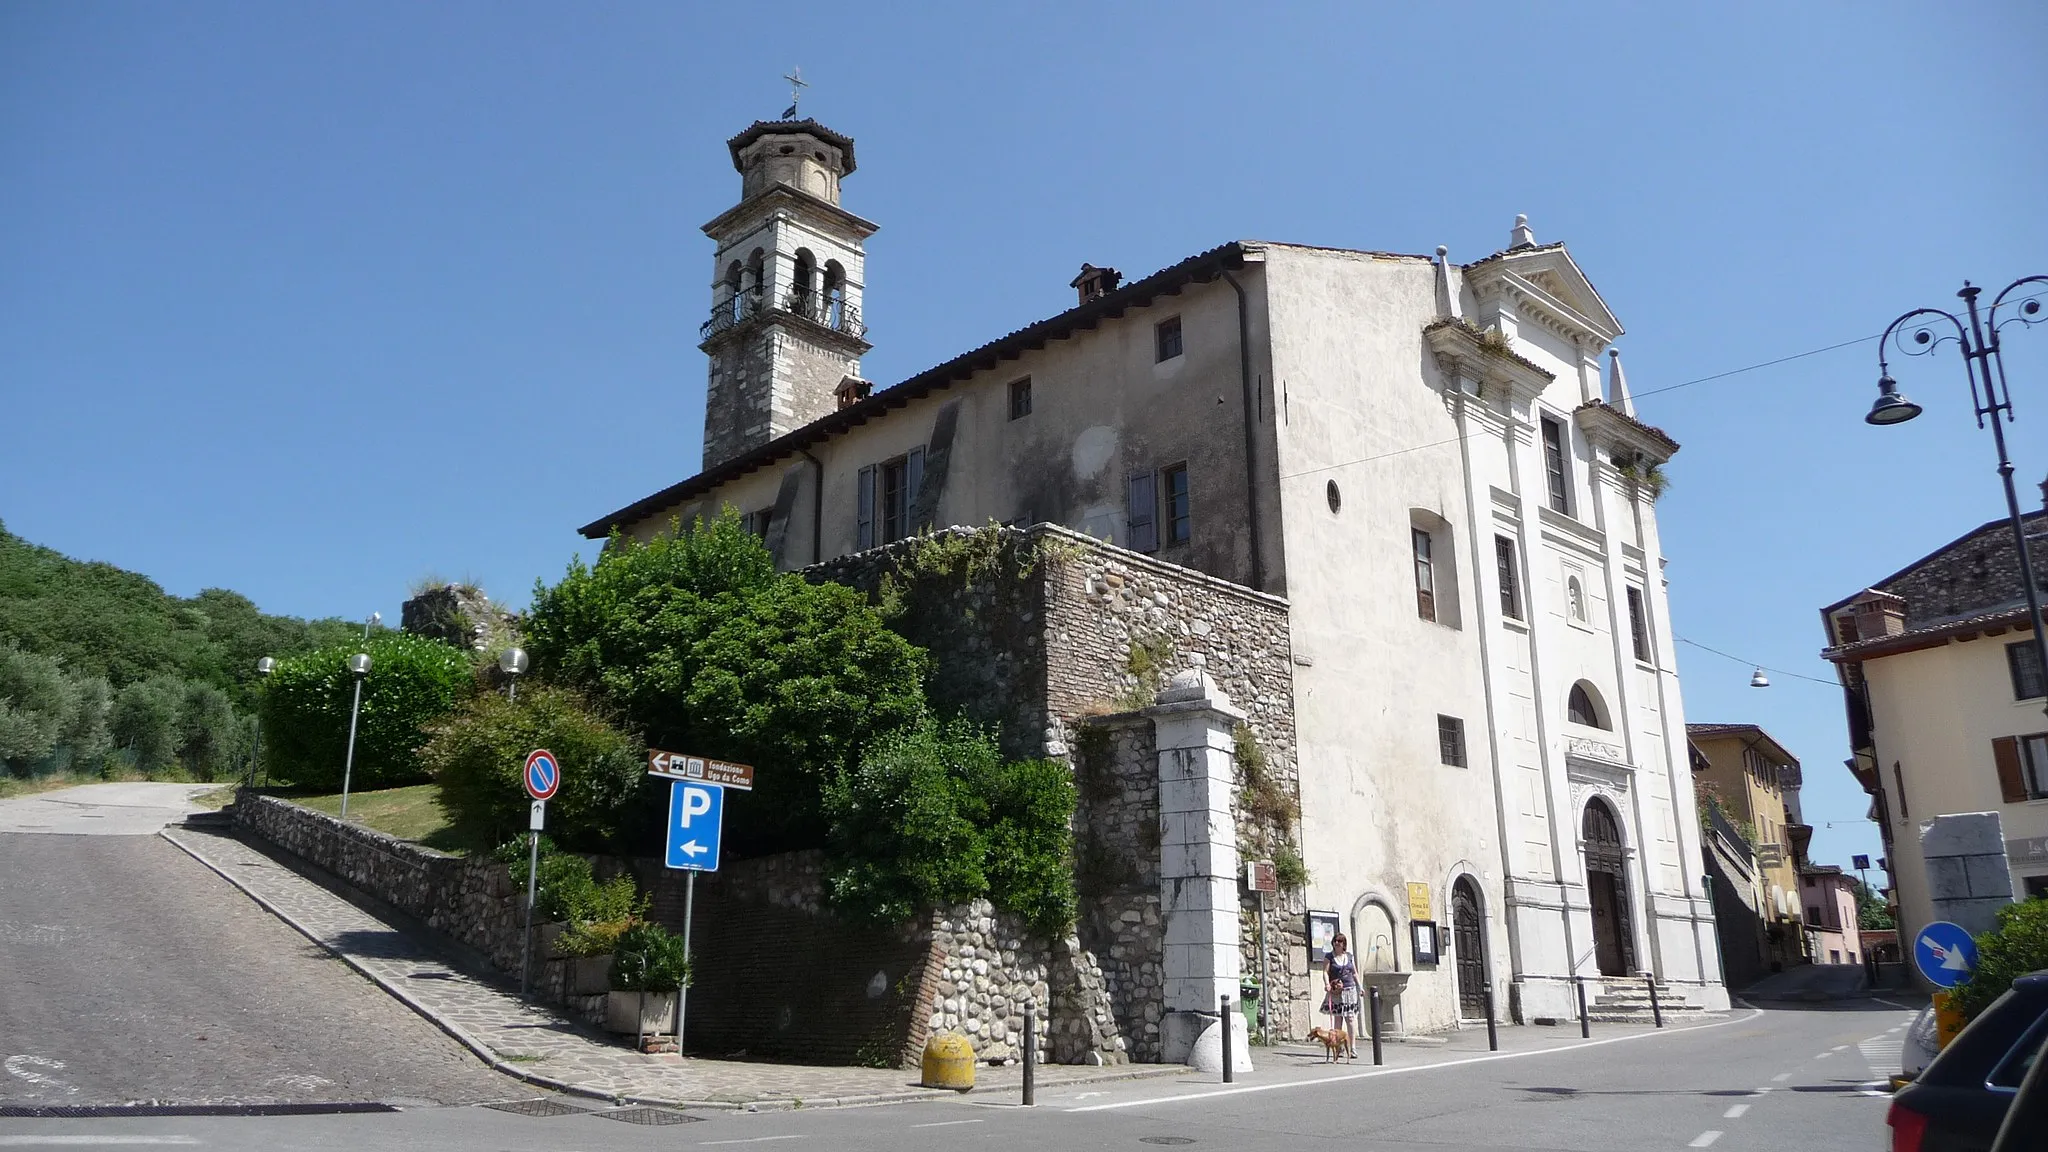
<box><xmin>857</xmin><ymin>465</ymin><xmax>875</xmax><ymax>549</ymax></box>
<box><xmin>1994</xmin><ymin>736</ymin><xmax>2028</xmax><ymax>803</ymax></box>
<box><xmin>905</xmin><ymin>447</ymin><xmax>925</xmax><ymax>530</ymax></box>
<box><xmin>1127</xmin><ymin>471</ymin><xmax>1157</xmax><ymax>553</ymax></box>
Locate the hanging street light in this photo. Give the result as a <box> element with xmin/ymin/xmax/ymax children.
<box><xmin>499</xmin><ymin>646</ymin><xmax>529</xmax><ymax>702</ymax></box>
<box><xmin>1865</xmin><ymin>276</ymin><xmax>2048</xmax><ymax>721</ymax></box>
<box><xmin>1749</xmin><ymin>667</ymin><xmax>1771</xmax><ymax>689</ymax></box>
<box><xmin>340</xmin><ymin>651</ymin><xmax>372</xmax><ymax>820</ymax></box>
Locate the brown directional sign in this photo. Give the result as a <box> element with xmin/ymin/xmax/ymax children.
<box><xmin>647</xmin><ymin>749</ymin><xmax>754</xmax><ymax>791</ymax></box>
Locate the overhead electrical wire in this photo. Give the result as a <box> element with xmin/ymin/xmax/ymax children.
<box><xmin>1675</xmin><ymin>635</ymin><xmax>1841</xmax><ymax>687</ymax></box>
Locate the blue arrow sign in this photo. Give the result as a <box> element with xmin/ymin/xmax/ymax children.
<box><xmin>1913</xmin><ymin>920</ymin><xmax>1979</xmax><ymax>989</ymax></box>
<box><xmin>665</xmin><ymin>780</ymin><xmax>723</xmax><ymax>872</ymax></box>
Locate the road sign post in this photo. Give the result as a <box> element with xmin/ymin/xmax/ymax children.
<box><xmin>660</xmin><ymin>776</ymin><xmax>727</xmax><ymax>1049</ymax></box>
<box><xmin>519</xmin><ymin>750</ymin><xmax>561</xmax><ymax>1000</ymax></box>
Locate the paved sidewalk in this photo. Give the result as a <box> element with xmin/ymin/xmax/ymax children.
<box><xmin>161</xmin><ymin>825</ymin><xmax>1187</xmax><ymax>1110</ymax></box>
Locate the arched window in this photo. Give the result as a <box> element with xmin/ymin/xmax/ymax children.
<box><xmin>746</xmin><ymin>248</ymin><xmax>766</xmax><ymax>300</ymax></box>
<box><xmin>723</xmin><ymin>260</ymin><xmax>743</xmax><ymax>298</ymax></box>
<box><xmin>823</xmin><ymin>260</ymin><xmax>846</xmax><ymax>328</ymax></box>
<box><xmin>1567</xmin><ymin>681</ymin><xmax>1609</xmax><ymax>729</ymax></box>
<box><xmin>791</xmin><ymin>249</ymin><xmax>816</xmax><ymax>316</ymax></box>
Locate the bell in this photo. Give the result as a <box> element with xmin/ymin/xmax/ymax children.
<box><xmin>1749</xmin><ymin>667</ymin><xmax>1771</xmax><ymax>689</ymax></box>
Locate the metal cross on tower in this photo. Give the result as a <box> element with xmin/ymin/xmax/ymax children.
<box><xmin>780</xmin><ymin>67</ymin><xmax>807</xmax><ymax>119</ymax></box>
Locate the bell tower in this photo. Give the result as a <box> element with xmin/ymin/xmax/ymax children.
<box><xmin>698</xmin><ymin>119</ymin><xmax>877</xmax><ymax>470</ymax></box>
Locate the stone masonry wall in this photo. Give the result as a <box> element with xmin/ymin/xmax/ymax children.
<box><xmin>811</xmin><ymin>524</ymin><xmax>1309</xmax><ymax>1046</ymax></box>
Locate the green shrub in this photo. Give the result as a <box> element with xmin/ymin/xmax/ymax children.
<box><xmin>496</xmin><ymin>836</ymin><xmax>598</xmax><ymax>923</ymax></box>
<box><xmin>425</xmin><ymin>685</ymin><xmax>646</xmax><ymax>853</ymax></box>
<box><xmin>260</xmin><ymin>632</ymin><xmax>470</xmax><ymax>790</ymax></box>
<box><xmin>525</xmin><ymin>511</ymin><xmax>928</xmax><ymax>851</ymax></box>
<box><xmin>1953</xmin><ymin>898</ymin><xmax>2048</xmax><ymax>1022</ymax></box>
<box><xmin>609</xmin><ymin>921</ymin><xmax>691</xmax><ymax>992</ymax></box>
<box><xmin>559</xmin><ymin>918</ymin><xmax>634</xmax><ymax>958</ymax></box>
<box><xmin>822</xmin><ymin>718</ymin><xmax>1076</xmax><ymax>934</ymax></box>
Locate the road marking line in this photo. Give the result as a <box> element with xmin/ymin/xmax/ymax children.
<box><xmin>700</xmin><ymin>1139</ymin><xmax>806</xmax><ymax>1147</ymax></box>
<box><xmin>1690</xmin><ymin>1132</ymin><xmax>1723</xmax><ymax>1148</ymax></box>
<box><xmin>1724</xmin><ymin>1104</ymin><xmax>1750</xmax><ymax>1119</ymax></box>
<box><xmin>1816</xmin><ymin>1053</ymin><xmax>1832</xmax><ymax>1059</ymax></box>
<box><xmin>0</xmin><ymin>1141</ymin><xmax>201</xmax><ymax>1147</ymax></box>
<box><xmin>0</xmin><ymin>1131</ymin><xmax>201</xmax><ymax>1139</ymax></box>
<box><xmin>1772</xmin><ymin>1073</ymin><xmax>1792</xmax><ymax>1082</ymax></box>
<box><xmin>909</xmin><ymin>1120</ymin><xmax>984</xmax><ymax>1129</ymax></box>
<box><xmin>1066</xmin><ymin>1008</ymin><xmax>1765</xmax><ymax>1112</ymax></box>
<box><xmin>1833</xmin><ymin>1045</ymin><xmax>1849</xmax><ymax>1051</ymax></box>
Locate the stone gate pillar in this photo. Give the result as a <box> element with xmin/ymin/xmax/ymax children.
<box><xmin>1147</xmin><ymin>669</ymin><xmax>1248</xmax><ymax>1067</ymax></box>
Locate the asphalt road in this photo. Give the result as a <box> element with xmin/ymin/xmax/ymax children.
<box><xmin>0</xmin><ymin>784</ymin><xmax>511</xmax><ymax>1109</ymax></box>
<box><xmin>0</xmin><ymin>1000</ymin><xmax>1914</xmax><ymax>1149</ymax></box>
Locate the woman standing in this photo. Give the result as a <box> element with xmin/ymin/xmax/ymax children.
<box><xmin>1324</xmin><ymin>932</ymin><xmax>1361</xmax><ymax>1058</ymax></box>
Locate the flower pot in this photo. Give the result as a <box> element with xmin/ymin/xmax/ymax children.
<box><xmin>570</xmin><ymin>955</ymin><xmax>612</xmax><ymax>996</ymax></box>
<box><xmin>605</xmin><ymin>989</ymin><xmax>676</xmax><ymax>1035</ymax></box>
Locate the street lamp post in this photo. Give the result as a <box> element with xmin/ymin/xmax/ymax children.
<box><xmin>499</xmin><ymin>646</ymin><xmax>528</xmax><ymax>702</ymax></box>
<box><xmin>251</xmin><ymin>656</ymin><xmax>276</xmax><ymax>787</ymax></box>
<box><xmin>340</xmin><ymin>651</ymin><xmax>372</xmax><ymax>820</ymax></box>
<box><xmin>1866</xmin><ymin>276</ymin><xmax>2048</xmax><ymax>722</ymax></box>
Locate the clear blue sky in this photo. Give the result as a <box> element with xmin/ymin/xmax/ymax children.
<box><xmin>5</xmin><ymin>2</ymin><xmax>2044</xmax><ymax>874</ymax></box>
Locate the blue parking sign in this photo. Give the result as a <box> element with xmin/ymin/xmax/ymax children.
<box><xmin>665</xmin><ymin>781</ymin><xmax>723</xmax><ymax>872</ymax></box>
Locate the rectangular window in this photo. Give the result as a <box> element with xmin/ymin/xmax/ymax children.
<box><xmin>1008</xmin><ymin>377</ymin><xmax>1033</xmax><ymax>420</ymax></box>
<box><xmin>2025</xmin><ymin>876</ymin><xmax>2048</xmax><ymax>901</ymax></box>
<box><xmin>1127</xmin><ymin>471</ymin><xmax>1158</xmax><ymax>553</ymax></box>
<box><xmin>744</xmin><ymin>509</ymin><xmax>773</xmax><ymax>540</ymax></box>
<box><xmin>859</xmin><ymin>447</ymin><xmax>925</xmax><ymax>548</ymax></box>
<box><xmin>1541</xmin><ymin>416</ymin><xmax>1570</xmax><ymax>514</ymax></box>
<box><xmin>1994</xmin><ymin>733</ymin><xmax>2048</xmax><ymax>803</ymax></box>
<box><xmin>1627</xmin><ymin>587</ymin><xmax>1652</xmax><ymax>663</ymax></box>
<box><xmin>1413</xmin><ymin>528</ymin><xmax>1436</xmax><ymax>622</ymax></box>
<box><xmin>1155</xmin><ymin>316</ymin><xmax>1183</xmax><ymax>362</ymax></box>
<box><xmin>1808</xmin><ymin>906</ymin><xmax>1823</xmax><ymax>924</ymax></box>
<box><xmin>1162</xmin><ymin>463</ymin><xmax>1191</xmax><ymax>545</ymax></box>
<box><xmin>1437</xmin><ymin>715</ymin><xmax>1467</xmax><ymax>767</ymax></box>
<box><xmin>1495</xmin><ymin>535</ymin><xmax>1522</xmax><ymax>621</ymax></box>
<box><xmin>2011</xmin><ymin>640</ymin><xmax>2046</xmax><ymax>701</ymax></box>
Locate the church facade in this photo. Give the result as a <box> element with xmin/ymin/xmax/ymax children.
<box><xmin>583</xmin><ymin>118</ymin><xmax>1729</xmax><ymax>1032</ymax></box>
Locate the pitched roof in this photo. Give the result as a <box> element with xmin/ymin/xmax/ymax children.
<box><xmin>1820</xmin><ymin>604</ymin><xmax>2034</xmax><ymax>662</ymax></box>
<box><xmin>1686</xmin><ymin>723</ymin><xmax>1801</xmax><ymax>770</ymax></box>
<box><xmin>1821</xmin><ymin>507</ymin><xmax>2048</xmax><ymax>617</ymax></box>
<box><xmin>579</xmin><ymin>241</ymin><xmax>1254</xmax><ymax>538</ymax></box>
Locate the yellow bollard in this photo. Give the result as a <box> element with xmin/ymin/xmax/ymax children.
<box><xmin>920</xmin><ymin>1032</ymin><xmax>976</xmax><ymax>1091</ymax></box>
<box><xmin>1933</xmin><ymin>991</ymin><xmax>1967</xmax><ymax>1049</ymax></box>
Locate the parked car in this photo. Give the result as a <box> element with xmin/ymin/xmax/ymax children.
<box><xmin>1888</xmin><ymin>970</ymin><xmax>2048</xmax><ymax>1151</ymax></box>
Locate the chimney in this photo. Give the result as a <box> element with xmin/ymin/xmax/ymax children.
<box><xmin>1070</xmin><ymin>263</ymin><xmax>1122</xmax><ymax>304</ymax></box>
<box><xmin>1851</xmin><ymin>589</ymin><xmax>1908</xmax><ymax>638</ymax></box>
<box><xmin>835</xmin><ymin>375</ymin><xmax>872</xmax><ymax>409</ymax></box>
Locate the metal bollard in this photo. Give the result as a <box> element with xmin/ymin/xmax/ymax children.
<box><xmin>1220</xmin><ymin>995</ymin><xmax>1233</xmax><ymax>1083</ymax></box>
<box><xmin>1022</xmin><ymin>1002</ymin><xmax>1037</xmax><ymax>1106</ymax></box>
<box><xmin>1575</xmin><ymin>976</ymin><xmax>1590</xmax><ymax>1038</ymax></box>
<box><xmin>1483</xmin><ymin>983</ymin><xmax>1499</xmax><ymax>1051</ymax></box>
<box><xmin>1645</xmin><ymin>974</ymin><xmax>1663</xmax><ymax>1029</ymax></box>
<box><xmin>1368</xmin><ymin>984</ymin><xmax>1384</xmax><ymax>1066</ymax></box>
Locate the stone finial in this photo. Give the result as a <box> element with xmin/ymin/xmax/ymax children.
<box><xmin>2038</xmin><ymin>471</ymin><xmax>2046</xmax><ymax>512</ymax></box>
<box><xmin>1154</xmin><ymin>667</ymin><xmax>1229</xmax><ymax>710</ymax></box>
<box><xmin>1433</xmin><ymin>245</ymin><xmax>1461</xmax><ymax>321</ymax></box>
<box><xmin>1607</xmin><ymin>348</ymin><xmax>1635</xmax><ymax>417</ymax></box>
<box><xmin>1510</xmin><ymin>213</ymin><xmax>1536</xmax><ymax>250</ymax></box>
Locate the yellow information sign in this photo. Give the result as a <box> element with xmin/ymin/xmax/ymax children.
<box><xmin>1407</xmin><ymin>882</ymin><xmax>1432</xmax><ymax>921</ymax></box>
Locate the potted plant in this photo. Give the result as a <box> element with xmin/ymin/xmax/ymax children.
<box><xmin>560</xmin><ymin>918</ymin><xmax>633</xmax><ymax>995</ymax></box>
<box><xmin>605</xmin><ymin>921</ymin><xmax>691</xmax><ymax>1036</ymax></box>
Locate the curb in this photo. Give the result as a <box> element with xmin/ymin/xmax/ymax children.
<box><xmin>159</xmin><ymin>827</ymin><xmax>1182</xmax><ymax>1112</ymax></box>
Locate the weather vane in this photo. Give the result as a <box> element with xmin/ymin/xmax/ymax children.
<box><xmin>780</xmin><ymin>66</ymin><xmax>807</xmax><ymax>120</ymax></box>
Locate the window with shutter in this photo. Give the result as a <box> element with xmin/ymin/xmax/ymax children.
<box><xmin>2010</xmin><ymin>641</ymin><xmax>2046</xmax><ymax>701</ymax></box>
<box><xmin>1127</xmin><ymin>472</ymin><xmax>1158</xmax><ymax>553</ymax></box>
<box><xmin>1495</xmin><ymin>535</ymin><xmax>1522</xmax><ymax>620</ymax></box>
<box><xmin>1413</xmin><ymin>528</ymin><xmax>1436</xmax><ymax>621</ymax></box>
<box><xmin>856</xmin><ymin>465</ymin><xmax>875</xmax><ymax>549</ymax></box>
<box><xmin>905</xmin><ymin>447</ymin><xmax>925</xmax><ymax>533</ymax></box>
<box><xmin>1994</xmin><ymin>735</ymin><xmax>2033</xmax><ymax>803</ymax></box>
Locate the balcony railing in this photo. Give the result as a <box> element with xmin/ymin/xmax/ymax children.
<box><xmin>699</xmin><ymin>289</ymin><xmax>866</xmax><ymax>343</ymax></box>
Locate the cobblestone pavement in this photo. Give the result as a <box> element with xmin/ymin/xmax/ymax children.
<box><xmin>162</xmin><ymin>826</ymin><xmax>1187</xmax><ymax>1110</ymax></box>
<box><xmin>0</xmin><ymin>829</ymin><xmax>511</xmax><ymax>1108</ymax></box>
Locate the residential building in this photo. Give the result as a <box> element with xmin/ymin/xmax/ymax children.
<box><xmin>1800</xmin><ymin>865</ymin><xmax>1861</xmax><ymax>966</ymax></box>
<box><xmin>1820</xmin><ymin>499</ymin><xmax>2048</xmax><ymax>985</ymax></box>
<box><xmin>582</xmin><ymin>116</ymin><xmax>1729</xmax><ymax>1033</ymax></box>
<box><xmin>1688</xmin><ymin>723</ymin><xmax>1809</xmax><ymax>972</ymax></box>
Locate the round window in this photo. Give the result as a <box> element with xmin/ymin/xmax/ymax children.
<box><xmin>1326</xmin><ymin>479</ymin><xmax>1342</xmax><ymax>513</ymax></box>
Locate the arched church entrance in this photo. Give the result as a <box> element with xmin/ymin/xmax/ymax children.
<box><xmin>1451</xmin><ymin>877</ymin><xmax>1487</xmax><ymax>1019</ymax></box>
<box><xmin>1582</xmin><ymin>799</ymin><xmax>1636</xmax><ymax>977</ymax></box>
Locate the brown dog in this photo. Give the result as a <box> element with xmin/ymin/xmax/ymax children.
<box><xmin>1306</xmin><ymin>1026</ymin><xmax>1352</xmax><ymax>1062</ymax></box>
